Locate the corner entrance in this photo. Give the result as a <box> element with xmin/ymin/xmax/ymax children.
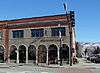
<box><xmin>61</xmin><ymin>44</ymin><xmax>69</xmax><ymax>64</ymax></box>
<box><xmin>48</xmin><ymin>44</ymin><xmax>58</xmax><ymax>64</ymax></box>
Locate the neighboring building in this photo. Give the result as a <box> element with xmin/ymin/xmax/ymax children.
<box><xmin>0</xmin><ymin>11</ymin><xmax>76</xmax><ymax>65</ymax></box>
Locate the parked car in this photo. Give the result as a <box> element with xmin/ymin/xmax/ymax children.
<box><xmin>87</xmin><ymin>54</ymin><xmax>100</xmax><ymax>63</ymax></box>
<box><xmin>94</xmin><ymin>54</ymin><xmax>100</xmax><ymax>63</ymax></box>
<box><xmin>87</xmin><ymin>54</ymin><xmax>96</xmax><ymax>61</ymax></box>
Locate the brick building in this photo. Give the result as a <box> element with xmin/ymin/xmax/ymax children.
<box><xmin>0</xmin><ymin>11</ymin><xmax>76</xmax><ymax>65</ymax></box>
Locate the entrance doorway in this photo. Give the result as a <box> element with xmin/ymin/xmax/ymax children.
<box><xmin>61</xmin><ymin>44</ymin><xmax>69</xmax><ymax>63</ymax></box>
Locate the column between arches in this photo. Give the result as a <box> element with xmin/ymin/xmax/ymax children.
<box><xmin>26</xmin><ymin>47</ymin><xmax>28</xmax><ymax>64</ymax></box>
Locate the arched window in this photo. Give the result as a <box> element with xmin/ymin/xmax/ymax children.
<box><xmin>28</xmin><ymin>45</ymin><xmax>36</xmax><ymax>63</ymax></box>
<box><xmin>10</xmin><ymin>45</ymin><xmax>17</xmax><ymax>63</ymax></box>
<box><xmin>38</xmin><ymin>45</ymin><xmax>47</xmax><ymax>63</ymax></box>
<box><xmin>19</xmin><ymin>45</ymin><xmax>26</xmax><ymax>63</ymax></box>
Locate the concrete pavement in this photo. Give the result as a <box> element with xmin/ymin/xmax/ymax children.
<box><xmin>0</xmin><ymin>58</ymin><xmax>99</xmax><ymax>73</ymax></box>
<box><xmin>0</xmin><ymin>64</ymin><xmax>93</xmax><ymax>73</ymax></box>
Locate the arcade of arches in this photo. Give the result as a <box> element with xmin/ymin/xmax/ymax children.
<box><xmin>0</xmin><ymin>44</ymin><xmax>69</xmax><ymax>64</ymax></box>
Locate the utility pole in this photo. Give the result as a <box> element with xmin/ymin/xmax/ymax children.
<box><xmin>63</xmin><ymin>3</ymin><xmax>75</xmax><ymax>66</ymax></box>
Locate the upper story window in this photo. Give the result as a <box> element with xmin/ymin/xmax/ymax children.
<box><xmin>51</xmin><ymin>27</ymin><xmax>66</xmax><ymax>37</ymax></box>
<box><xmin>0</xmin><ymin>32</ymin><xmax>3</xmax><ymax>39</ymax></box>
<box><xmin>31</xmin><ymin>29</ymin><xmax>44</xmax><ymax>37</ymax></box>
<box><xmin>12</xmin><ymin>30</ymin><xmax>24</xmax><ymax>38</ymax></box>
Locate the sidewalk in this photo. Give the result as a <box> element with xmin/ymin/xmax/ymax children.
<box><xmin>39</xmin><ymin>58</ymin><xmax>100</xmax><ymax>69</ymax></box>
<box><xmin>0</xmin><ymin>58</ymin><xmax>100</xmax><ymax>69</ymax></box>
<box><xmin>0</xmin><ymin>61</ymin><xmax>99</xmax><ymax>73</ymax></box>
<box><xmin>0</xmin><ymin>64</ymin><xmax>93</xmax><ymax>73</ymax></box>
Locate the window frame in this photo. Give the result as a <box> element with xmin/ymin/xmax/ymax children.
<box><xmin>51</xmin><ymin>27</ymin><xmax>66</xmax><ymax>37</ymax></box>
<box><xmin>12</xmin><ymin>30</ymin><xmax>24</xmax><ymax>38</ymax></box>
<box><xmin>31</xmin><ymin>28</ymin><xmax>44</xmax><ymax>37</ymax></box>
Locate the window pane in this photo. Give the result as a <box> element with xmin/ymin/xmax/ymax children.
<box><xmin>51</xmin><ymin>27</ymin><xmax>66</xmax><ymax>37</ymax></box>
<box><xmin>0</xmin><ymin>32</ymin><xmax>3</xmax><ymax>39</ymax></box>
<box><xmin>31</xmin><ymin>29</ymin><xmax>44</xmax><ymax>37</ymax></box>
<box><xmin>12</xmin><ymin>30</ymin><xmax>24</xmax><ymax>38</ymax></box>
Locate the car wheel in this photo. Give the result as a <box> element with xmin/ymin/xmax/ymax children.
<box><xmin>93</xmin><ymin>60</ymin><xmax>95</xmax><ymax>63</ymax></box>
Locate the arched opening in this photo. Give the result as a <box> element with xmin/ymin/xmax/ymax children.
<box><xmin>61</xmin><ymin>44</ymin><xmax>69</xmax><ymax>63</ymax></box>
<box><xmin>28</xmin><ymin>45</ymin><xmax>36</xmax><ymax>63</ymax></box>
<box><xmin>38</xmin><ymin>45</ymin><xmax>47</xmax><ymax>63</ymax></box>
<box><xmin>0</xmin><ymin>46</ymin><xmax>4</xmax><ymax>63</ymax></box>
<box><xmin>10</xmin><ymin>45</ymin><xmax>17</xmax><ymax>63</ymax></box>
<box><xmin>48</xmin><ymin>44</ymin><xmax>58</xmax><ymax>64</ymax></box>
<box><xmin>19</xmin><ymin>45</ymin><xmax>26</xmax><ymax>63</ymax></box>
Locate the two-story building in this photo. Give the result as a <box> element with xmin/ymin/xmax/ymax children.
<box><xmin>0</xmin><ymin>11</ymin><xmax>76</xmax><ymax>65</ymax></box>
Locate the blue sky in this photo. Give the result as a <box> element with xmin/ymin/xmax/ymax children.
<box><xmin>0</xmin><ymin>0</ymin><xmax>100</xmax><ymax>42</ymax></box>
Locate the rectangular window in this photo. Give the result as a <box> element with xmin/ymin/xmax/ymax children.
<box><xmin>51</xmin><ymin>27</ymin><xmax>66</xmax><ymax>37</ymax></box>
<box><xmin>0</xmin><ymin>32</ymin><xmax>2</xmax><ymax>39</ymax></box>
<box><xmin>31</xmin><ymin>29</ymin><xmax>44</xmax><ymax>37</ymax></box>
<box><xmin>12</xmin><ymin>30</ymin><xmax>24</xmax><ymax>38</ymax></box>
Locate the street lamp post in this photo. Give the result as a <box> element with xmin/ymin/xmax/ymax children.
<box><xmin>59</xmin><ymin>28</ymin><xmax>63</xmax><ymax>66</ymax></box>
<box><xmin>58</xmin><ymin>24</ymin><xmax>63</xmax><ymax>66</ymax></box>
<box><xmin>60</xmin><ymin>39</ymin><xmax>63</xmax><ymax>66</ymax></box>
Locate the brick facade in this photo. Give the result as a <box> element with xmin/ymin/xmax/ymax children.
<box><xmin>0</xmin><ymin>13</ymin><xmax>76</xmax><ymax>65</ymax></box>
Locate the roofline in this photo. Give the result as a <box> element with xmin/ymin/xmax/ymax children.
<box><xmin>0</xmin><ymin>14</ymin><xmax>66</xmax><ymax>22</ymax></box>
